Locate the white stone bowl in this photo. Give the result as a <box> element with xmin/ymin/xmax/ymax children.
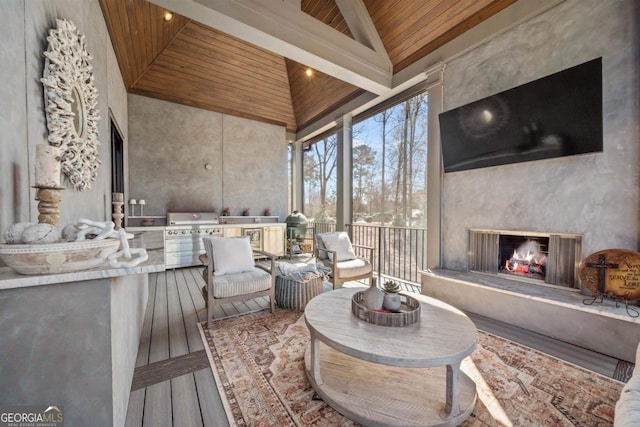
<box><xmin>0</xmin><ymin>239</ymin><xmax>121</xmax><ymax>275</ymax></box>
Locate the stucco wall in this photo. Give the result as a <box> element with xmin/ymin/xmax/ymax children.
<box><xmin>0</xmin><ymin>0</ymin><xmax>128</xmax><ymax>243</ymax></box>
<box><xmin>0</xmin><ymin>1</ymin><xmax>134</xmax><ymax>425</ymax></box>
<box><xmin>128</xmin><ymin>94</ymin><xmax>288</xmax><ymax>220</ymax></box>
<box><xmin>440</xmin><ymin>0</ymin><xmax>640</xmax><ymax>270</ymax></box>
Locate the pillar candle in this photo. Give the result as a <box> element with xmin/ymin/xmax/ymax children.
<box><xmin>35</xmin><ymin>144</ymin><xmax>62</xmax><ymax>187</ymax></box>
<box><xmin>112</xmin><ymin>192</ymin><xmax>124</xmax><ymax>202</ymax></box>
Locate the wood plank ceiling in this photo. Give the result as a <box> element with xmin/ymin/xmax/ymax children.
<box><xmin>99</xmin><ymin>0</ymin><xmax>515</xmax><ymax>134</ymax></box>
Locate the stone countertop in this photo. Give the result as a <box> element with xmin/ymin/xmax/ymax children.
<box><xmin>127</xmin><ymin>223</ymin><xmax>287</xmax><ymax>231</ymax></box>
<box><xmin>127</xmin><ymin>229</ymin><xmax>164</xmax><ymax>250</ymax></box>
<box><xmin>0</xmin><ymin>249</ymin><xmax>164</xmax><ymax>291</ymax></box>
<box><xmin>126</xmin><ymin>226</ymin><xmax>166</xmax><ymax>231</ymax></box>
<box><xmin>0</xmin><ymin>231</ymin><xmax>166</xmax><ymax>291</ymax></box>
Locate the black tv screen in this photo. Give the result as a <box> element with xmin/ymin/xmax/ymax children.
<box><xmin>439</xmin><ymin>57</ymin><xmax>603</xmax><ymax>173</ymax></box>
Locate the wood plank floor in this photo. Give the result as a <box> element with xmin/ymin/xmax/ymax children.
<box><xmin>125</xmin><ymin>267</ymin><xmax>234</xmax><ymax>427</ymax></box>
<box><xmin>125</xmin><ymin>266</ymin><xmax>631</xmax><ymax>427</ymax></box>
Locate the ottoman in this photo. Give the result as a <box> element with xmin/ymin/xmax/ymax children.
<box><xmin>275</xmin><ymin>274</ymin><xmax>324</xmax><ymax>310</ymax></box>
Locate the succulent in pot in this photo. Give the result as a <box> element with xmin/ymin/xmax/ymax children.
<box><xmin>383</xmin><ymin>280</ymin><xmax>401</xmax><ymax>293</ymax></box>
<box><xmin>382</xmin><ymin>280</ymin><xmax>402</xmax><ymax>311</ymax></box>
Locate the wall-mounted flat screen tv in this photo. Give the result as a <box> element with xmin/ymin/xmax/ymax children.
<box><xmin>439</xmin><ymin>57</ymin><xmax>603</xmax><ymax>173</ymax></box>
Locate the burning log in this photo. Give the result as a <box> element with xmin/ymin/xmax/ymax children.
<box><xmin>505</xmin><ymin>249</ymin><xmax>547</xmax><ymax>276</ymax></box>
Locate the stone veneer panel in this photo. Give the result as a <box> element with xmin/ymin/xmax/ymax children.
<box><xmin>128</xmin><ymin>94</ymin><xmax>224</xmax><ymax>216</ymax></box>
<box><xmin>441</xmin><ymin>0</ymin><xmax>639</xmax><ymax>270</ymax></box>
<box><xmin>128</xmin><ymin>94</ymin><xmax>288</xmax><ymax>219</ymax></box>
<box><xmin>222</xmin><ymin>115</ymin><xmax>287</xmax><ymax>217</ymax></box>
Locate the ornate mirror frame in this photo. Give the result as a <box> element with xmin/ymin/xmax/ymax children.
<box><xmin>41</xmin><ymin>18</ymin><xmax>101</xmax><ymax>191</ymax></box>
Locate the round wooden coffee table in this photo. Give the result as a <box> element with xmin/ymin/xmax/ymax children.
<box><xmin>304</xmin><ymin>287</ymin><xmax>477</xmax><ymax>427</ymax></box>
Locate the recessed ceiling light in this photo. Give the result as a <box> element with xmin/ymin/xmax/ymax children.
<box><xmin>305</xmin><ymin>68</ymin><xmax>313</xmax><ymax>77</ymax></box>
<box><xmin>163</xmin><ymin>11</ymin><xmax>173</xmax><ymax>22</ymax></box>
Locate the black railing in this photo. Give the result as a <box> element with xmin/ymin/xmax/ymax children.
<box><xmin>313</xmin><ymin>222</ymin><xmax>427</xmax><ymax>292</ymax></box>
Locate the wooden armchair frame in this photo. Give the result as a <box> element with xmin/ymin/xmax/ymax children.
<box><xmin>202</xmin><ymin>249</ymin><xmax>276</xmax><ymax>329</ymax></box>
<box><xmin>315</xmin><ymin>242</ymin><xmax>374</xmax><ymax>289</ymax></box>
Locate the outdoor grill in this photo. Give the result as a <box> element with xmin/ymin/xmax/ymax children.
<box><xmin>285</xmin><ymin>210</ymin><xmax>308</xmax><ymax>239</ymax></box>
<box><xmin>164</xmin><ymin>212</ymin><xmax>223</xmax><ymax>269</ymax></box>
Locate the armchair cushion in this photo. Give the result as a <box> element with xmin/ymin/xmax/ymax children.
<box><xmin>211</xmin><ymin>268</ymin><xmax>272</xmax><ymax>299</ymax></box>
<box><xmin>335</xmin><ymin>257</ymin><xmax>372</xmax><ymax>279</ymax></box>
<box><xmin>208</xmin><ymin>236</ymin><xmax>254</xmax><ymax>276</ymax></box>
<box><xmin>315</xmin><ymin>235</ymin><xmax>328</xmax><ymax>260</ymax></box>
<box><xmin>318</xmin><ymin>232</ymin><xmax>356</xmax><ymax>262</ymax></box>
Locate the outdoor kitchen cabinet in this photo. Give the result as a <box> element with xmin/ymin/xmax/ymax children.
<box><xmin>221</xmin><ymin>224</ymin><xmax>285</xmax><ymax>256</ymax></box>
<box><xmin>263</xmin><ymin>225</ymin><xmax>285</xmax><ymax>257</ymax></box>
<box><xmin>223</xmin><ymin>227</ymin><xmax>242</xmax><ymax>237</ymax></box>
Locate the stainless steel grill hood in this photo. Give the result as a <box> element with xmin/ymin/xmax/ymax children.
<box><xmin>167</xmin><ymin>212</ymin><xmax>219</xmax><ymax>225</ymax></box>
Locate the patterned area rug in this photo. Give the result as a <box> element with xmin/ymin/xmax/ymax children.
<box><xmin>197</xmin><ymin>309</ymin><xmax>623</xmax><ymax>426</ymax></box>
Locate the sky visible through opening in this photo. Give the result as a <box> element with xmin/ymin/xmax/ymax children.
<box><xmin>303</xmin><ymin>93</ymin><xmax>428</xmax><ymax>227</ymax></box>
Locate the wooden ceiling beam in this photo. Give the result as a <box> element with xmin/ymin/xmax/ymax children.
<box><xmin>148</xmin><ymin>0</ymin><xmax>392</xmax><ymax>94</ymax></box>
<box><xmin>334</xmin><ymin>0</ymin><xmax>386</xmax><ymax>55</ymax></box>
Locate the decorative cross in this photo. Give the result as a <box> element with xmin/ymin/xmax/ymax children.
<box><xmin>586</xmin><ymin>254</ymin><xmax>619</xmax><ymax>293</ymax></box>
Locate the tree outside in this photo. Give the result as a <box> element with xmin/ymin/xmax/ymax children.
<box><xmin>303</xmin><ymin>92</ymin><xmax>428</xmax><ymax>228</ymax></box>
<box><xmin>353</xmin><ymin>92</ymin><xmax>428</xmax><ymax>227</ymax></box>
<box><xmin>303</xmin><ymin>135</ymin><xmax>337</xmax><ymax>222</ymax></box>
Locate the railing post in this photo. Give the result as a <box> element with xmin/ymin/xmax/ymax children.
<box><xmin>377</xmin><ymin>226</ymin><xmax>383</xmax><ymax>284</ymax></box>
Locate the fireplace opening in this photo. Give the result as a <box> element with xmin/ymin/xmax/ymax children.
<box><xmin>469</xmin><ymin>229</ymin><xmax>582</xmax><ymax>288</ymax></box>
<box><xmin>498</xmin><ymin>235</ymin><xmax>549</xmax><ymax>281</ymax></box>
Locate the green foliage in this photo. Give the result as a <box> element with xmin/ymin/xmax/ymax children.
<box><xmin>314</xmin><ymin>209</ymin><xmax>334</xmax><ymax>224</ymax></box>
<box><xmin>383</xmin><ymin>280</ymin><xmax>401</xmax><ymax>293</ymax></box>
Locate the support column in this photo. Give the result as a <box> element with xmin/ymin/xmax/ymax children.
<box><xmin>426</xmin><ymin>65</ymin><xmax>445</xmax><ymax>271</ymax></box>
<box><xmin>336</xmin><ymin>115</ymin><xmax>353</xmax><ymax>231</ymax></box>
<box><xmin>291</xmin><ymin>141</ymin><xmax>304</xmax><ymax>212</ymax></box>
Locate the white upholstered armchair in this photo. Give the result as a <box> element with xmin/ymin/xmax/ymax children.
<box><xmin>314</xmin><ymin>231</ymin><xmax>374</xmax><ymax>289</ymax></box>
<box><xmin>201</xmin><ymin>236</ymin><xmax>275</xmax><ymax>329</ymax></box>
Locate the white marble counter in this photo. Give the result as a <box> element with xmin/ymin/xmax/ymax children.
<box><xmin>126</xmin><ymin>226</ymin><xmax>165</xmax><ymax>231</ymax></box>
<box><xmin>0</xmin><ymin>250</ymin><xmax>164</xmax><ymax>291</ymax></box>
<box><xmin>127</xmin><ymin>223</ymin><xmax>286</xmax><ymax>230</ymax></box>
<box><xmin>0</xmin><ymin>230</ymin><xmax>166</xmax><ymax>290</ymax></box>
<box><xmin>127</xmin><ymin>228</ymin><xmax>164</xmax><ymax>250</ymax></box>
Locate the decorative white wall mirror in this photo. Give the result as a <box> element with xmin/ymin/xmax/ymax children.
<box><xmin>41</xmin><ymin>18</ymin><xmax>101</xmax><ymax>191</ymax></box>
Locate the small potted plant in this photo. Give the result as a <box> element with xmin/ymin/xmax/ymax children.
<box><xmin>222</xmin><ymin>207</ymin><xmax>231</xmax><ymax>216</ymax></box>
<box><xmin>382</xmin><ymin>280</ymin><xmax>402</xmax><ymax>311</ymax></box>
<box><xmin>242</xmin><ymin>207</ymin><xmax>250</xmax><ymax>216</ymax></box>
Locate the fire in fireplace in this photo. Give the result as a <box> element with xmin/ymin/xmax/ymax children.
<box><xmin>498</xmin><ymin>235</ymin><xmax>549</xmax><ymax>281</ymax></box>
<box><xmin>469</xmin><ymin>229</ymin><xmax>582</xmax><ymax>288</ymax></box>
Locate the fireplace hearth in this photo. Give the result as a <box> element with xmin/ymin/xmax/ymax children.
<box><xmin>469</xmin><ymin>229</ymin><xmax>582</xmax><ymax>288</ymax></box>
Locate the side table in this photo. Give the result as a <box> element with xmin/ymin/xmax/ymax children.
<box><xmin>275</xmin><ymin>275</ymin><xmax>324</xmax><ymax>310</ymax></box>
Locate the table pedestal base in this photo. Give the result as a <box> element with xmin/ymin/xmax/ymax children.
<box><xmin>304</xmin><ymin>342</ymin><xmax>476</xmax><ymax>427</ymax></box>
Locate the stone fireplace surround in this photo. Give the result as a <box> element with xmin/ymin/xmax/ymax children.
<box><xmin>422</xmin><ymin>229</ymin><xmax>640</xmax><ymax>363</ymax></box>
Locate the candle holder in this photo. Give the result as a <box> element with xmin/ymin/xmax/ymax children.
<box><xmin>129</xmin><ymin>199</ymin><xmax>137</xmax><ymax>217</ymax></box>
<box><xmin>33</xmin><ymin>186</ymin><xmax>65</xmax><ymax>227</ymax></box>
<box><xmin>112</xmin><ymin>192</ymin><xmax>124</xmax><ymax>230</ymax></box>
